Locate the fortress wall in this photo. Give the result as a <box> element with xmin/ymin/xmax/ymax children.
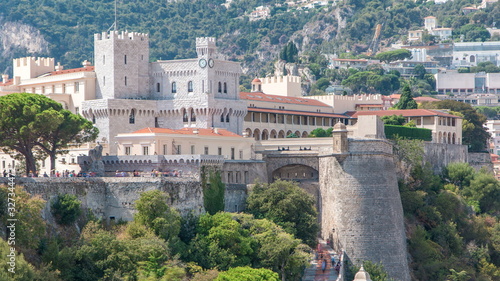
<box><xmin>0</xmin><ymin>178</ymin><xmax>205</xmax><ymax>221</ymax></box>
<box><xmin>468</xmin><ymin>152</ymin><xmax>494</xmax><ymax>173</ymax></box>
<box><xmin>320</xmin><ymin>140</ymin><xmax>410</xmax><ymax>281</ymax></box>
<box><xmin>424</xmin><ymin>143</ymin><xmax>468</xmax><ymax>173</ymax></box>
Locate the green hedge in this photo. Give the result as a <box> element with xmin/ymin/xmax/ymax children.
<box><xmin>384</xmin><ymin>125</ymin><xmax>432</xmax><ymax>141</ymax></box>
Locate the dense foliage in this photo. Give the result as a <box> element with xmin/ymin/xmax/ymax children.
<box><xmin>201</xmin><ymin>167</ymin><xmax>226</xmax><ymax>215</ymax></box>
<box><xmin>385</xmin><ymin>125</ymin><xmax>432</xmax><ymax>141</ymax></box>
<box><xmin>0</xmin><ymin>93</ymin><xmax>97</xmax><ymax>175</ymax></box>
<box><xmin>393</xmin><ymin>85</ymin><xmax>417</xmax><ymax>110</ymax></box>
<box><xmin>51</xmin><ymin>194</ymin><xmax>82</xmax><ymax>225</ymax></box>
<box><xmin>246</xmin><ymin>180</ymin><xmax>319</xmax><ymax>247</ymax></box>
<box><xmin>395</xmin><ymin>139</ymin><xmax>500</xmax><ymax>280</ymax></box>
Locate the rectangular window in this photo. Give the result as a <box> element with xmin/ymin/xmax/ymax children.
<box><xmin>124</xmin><ymin>55</ymin><xmax>127</xmax><ymax>64</ymax></box>
<box><xmin>52</xmin><ymin>85</ymin><xmax>55</xmax><ymax>93</ymax></box>
<box><xmin>103</xmin><ymin>76</ymin><xmax>105</xmax><ymax>86</ymax></box>
<box><xmin>218</xmin><ymin>147</ymin><xmax>222</xmax><ymax>155</ymax></box>
<box><xmin>143</xmin><ymin>146</ymin><xmax>149</xmax><ymax>155</ymax></box>
<box><xmin>239</xmin><ymin>150</ymin><xmax>243</xmax><ymax>159</ymax></box>
<box><xmin>2</xmin><ymin>161</ymin><xmax>5</xmax><ymax>169</ymax></box>
<box><xmin>231</xmin><ymin>148</ymin><xmax>235</xmax><ymax>160</ymax></box>
<box><xmin>103</xmin><ymin>55</ymin><xmax>105</xmax><ymax>65</ymax></box>
<box><xmin>124</xmin><ymin>76</ymin><xmax>127</xmax><ymax>86</ymax></box>
<box><xmin>41</xmin><ymin>86</ymin><xmax>45</xmax><ymax>94</ymax></box>
<box><xmin>191</xmin><ymin>145</ymin><xmax>195</xmax><ymax>154</ymax></box>
<box><xmin>176</xmin><ymin>145</ymin><xmax>181</xmax><ymax>155</ymax></box>
<box><xmin>205</xmin><ymin>146</ymin><xmax>209</xmax><ymax>155</ymax></box>
<box><xmin>75</xmin><ymin>107</ymin><xmax>79</xmax><ymax>115</ymax></box>
<box><xmin>74</xmin><ymin>82</ymin><xmax>80</xmax><ymax>93</ymax></box>
<box><xmin>163</xmin><ymin>144</ymin><xmax>167</xmax><ymax>155</ymax></box>
<box><xmin>62</xmin><ymin>84</ymin><xmax>66</xmax><ymax>93</ymax></box>
<box><xmin>125</xmin><ymin>147</ymin><xmax>131</xmax><ymax>155</ymax></box>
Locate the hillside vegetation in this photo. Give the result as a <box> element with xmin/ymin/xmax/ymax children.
<box><xmin>2</xmin><ymin>0</ymin><xmax>500</xmax><ymax>78</ymax></box>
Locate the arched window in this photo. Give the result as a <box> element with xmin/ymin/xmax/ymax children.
<box><xmin>223</xmin><ymin>82</ymin><xmax>227</xmax><ymax>93</ymax></box>
<box><xmin>172</xmin><ymin>82</ymin><xmax>177</xmax><ymax>93</ymax></box>
<box><xmin>183</xmin><ymin>109</ymin><xmax>188</xmax><ymax>122</ymax></box>
<box><xmin>220</xmin><ymin>114</ymin><xmax>225</xmax><ymax>122</ymax></box>
<box><xmin>156</xmin><ymin>83</ymin><xmax>160</xmax><ymax>92</ymax></box>
<box><xmin>226</xmin><ymin>114</ymin><xmax>230</xmax><ymax>122</ymax></box>
<box><xmin>190</xmin><ymin>109</ymin><xmax>196</xmax><ymax>122</ymax></box>
<box><xmin>92</xmin><ymin>115</ymin><xmax>96</xmax><ymax>124</ymax></box>
<box><xmin>218</xmin><ymin>82</ymin><xmax>222</xmax><ymax>93</ymax></box>
<box><xmin>129</xmin><ymin>109</ymin><xmax>135</xmax><ymax>124</ymax></box>
<box><xmin>188</xmin><ymin>81</ymin><xmax>193</xmax><ymax>92</ymax></box>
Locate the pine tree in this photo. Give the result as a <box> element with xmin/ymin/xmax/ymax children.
<box><xmin>394</xmin><ymin>85</ymin><xmax>418</xmax><ymax>109</ymax></box>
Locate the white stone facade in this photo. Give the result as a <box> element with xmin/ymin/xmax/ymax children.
<box><xmin>82</xmin><ymin>31</ymin><xmax>247</xmax><ymax>154</ymax></box>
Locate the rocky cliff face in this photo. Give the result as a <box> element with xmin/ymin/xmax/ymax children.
<box><xmin>0</xmin><ymin>18</ymin><xmax>49</xmax><ymax>75</ymax></box>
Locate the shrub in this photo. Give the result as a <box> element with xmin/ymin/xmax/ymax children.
<box><xmin>51</xmin><ymin>194</ymin><xmax>81</xmax><ymax>225</ymax></box>
<box><xmin>385</xmin><ymin>125</ymin><xmax>432</xmax><ymax>141</ymax></box>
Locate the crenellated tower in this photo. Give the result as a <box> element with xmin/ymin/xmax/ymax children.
<box><xmin>94</xmin><ymin>31</ymin><xmax>150</xmax><ymax>99</ymax></box>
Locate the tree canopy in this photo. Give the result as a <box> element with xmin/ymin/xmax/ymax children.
<box><xmin>246</xmin><ymin>179</ymin><xmax>319</xmax><ymax>247</ymax></box>
<box><xmin>375</xmin><ymin>49</ymin><xmax>412</xmax><ymax>63</ymax></box>
<box><xmin>393</xmin><ymin>85</ymin><xmax>418</xmax><ymax>110</ymax></box>
<box><xmin>0</xmin><ymin>93</ymin><xmax>97</xmax><ymax>174</ymax></box>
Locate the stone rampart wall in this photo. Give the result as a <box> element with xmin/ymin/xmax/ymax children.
<box><xmin>424</xmin><ymin>143</ymin><xmax>468</xmax><ymax>173</ymax></box>
<box><xmin>468</xmin><ymin>152</ymin><xmax>494</xmax><ymax>173</ymax></box>
<box><xmin>319</xmin><ymin>139</ymin><xmax>410</xmax><ymax>281</ymax></box>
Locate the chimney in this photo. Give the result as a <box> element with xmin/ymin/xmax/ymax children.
<box><xmin>55</xmin><ymin>62</ymin><xmax>64</xmax><ymax>71</ymax></box>
<box><xmin>2</xmin><ymin>74</ymin><xmax>8</xmax><ymax>84</ymax></box>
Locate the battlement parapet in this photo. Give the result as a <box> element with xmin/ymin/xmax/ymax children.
<box><xmin>261</xmin><ymin>75</ymin><xmax>301</xmax><ymax>84</ymax></box>
<box><xmin>14</xmin><ymin>57</ymin><xmax>54</xmax><ymax>68</ymax></box>
<box><xmin>196</xmin><ymin>37</ymin><xmax>216</xmax><ymax>46</ymax></box>
<box><xmin>94</xmin><ymin>30</ymin><xmax>149</xmax><ymax>41</ymax></box>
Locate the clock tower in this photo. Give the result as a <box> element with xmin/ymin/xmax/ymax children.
<box><xmin>196</xmin><ymin>37</ymin><xmax>217</xmax><ymax>59</ymax></box>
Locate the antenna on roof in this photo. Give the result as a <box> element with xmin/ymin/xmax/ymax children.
<box><xmin>107</xmin><ymin>0</ymin><xmax>118</xmax><ymax>32</ymax></box>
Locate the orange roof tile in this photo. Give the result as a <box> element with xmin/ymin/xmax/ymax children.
<box><xmin>0</xmin><ymin>78</ymin><xmax>13</xmax><ymax>86</ymax></box>
<box><xmin>252</xmin><ymin>78</ymin><xmax>262</xmax><ymax>83</ymax></box>
<box><xmin>240</xmin><ymin>92</ymin><xmax>330</xmax><ymax>107</ymax></box>
<box><xmin>248</xmin><ymin>107</ymin><xmax>348</xmax><ymax>118</ymax></box>
<box><xmin>49</xmin><ymin>66</ymin><xmax>94</xmax><ymax>76</ymax></box>
<box><xmin>130</xmin><ymin>127</ymin><xmax>242</xmax><ymax>137</ymax></box>
<box><xmin>350</xmin><ymin>109</ymin><xmax>460</xmax><ymax>118</ymax></box>
<box><xmin>414</xmin><ymin>96</ymin><xmax>440</xmax><ymax>102</ymax></box>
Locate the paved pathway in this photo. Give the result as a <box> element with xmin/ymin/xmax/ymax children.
<box><xmin>303</xmin><ymin>240</ymin><xmax>339</xmax><ymax>281</ymax></box>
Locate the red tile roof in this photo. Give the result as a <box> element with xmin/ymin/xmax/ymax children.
<box><xmin>248</xmin><ymin>107</ymin><xmax>348</xmax><ymax>118</ymax></box>
<box><xmin>0</xmin><ymin>78</ymin><xmax>13</xmax><ymax>86</ymax></box>
<box><xmin>414</xmin><ymin>96</ymin><xmax>440</xmax><ymax>102</ymax></box>
<box><xmin>130</xmin><ymin>127</ymin><xmax>242</xmax><ymax>137</ymax></box>
<box><xmin>48</xmin><ymin>66</ymin><xmax>94</xmax><ymax>76</ymax></box>
<box><xmin>356</xmin><ymin>104</ymin><xmax>384</xmax><ymax>107</ymax></box>
<box><xmin>349</xmin><ymin>109</ymin><xmax>460</xmax><ymax>118</ymax></box>
<box><xmin>240</xmin><ymin>92</ymin><xmax>330</xmax><ymax>107</ymax></box>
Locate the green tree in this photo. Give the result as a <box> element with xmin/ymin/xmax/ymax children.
<box><xmin>202</xmin><ymin>167</ymin><xmax>225</xmax><ymax>215</ymax></box>
<box><xmin>0</xmin><ymin>185</ymin><xmax>46</xmax><ymax>249</ymax></box>
<box><xmin>309</xmin><ymin>128</ymin><xmax>329</xmax><ymax>137</ymax></box>
<box><xmin>51</xmin><ymin>193</ymin><xmax>82</xmax><ymax>225</ymax></box>
<box><xmin>215</xmin><ymin>266</ymin><xmax>279</xmax><ymax>281</ymax></box>
<box><xmin>246</xmin><ymin>179</ymin><xmax>319</xmax><ymax>247</ymax></box>
<box><xmin>134</xmin><ymin>190</ymin><xmax>181</xmax><ymax>241</ymax></box>
<box><xmin>36</xmin><ymin>109</ymin><xmax>98</xmax><ymax>171</ymax></box>
<box><xmin>0</xmin><ymin>93</ymin><xmax>63</xmax><ymax>174</ymax></box>
<box><xmin>443</xmin><ymin>162</ymin><xmax>475</xmax><ymax>189</ymax></box>
<box><xmin>279</xmin><ymin>42</ymin><xmax>298</xmax><ymax>63</ymax></box>
<box><xmin>393</xmin><ymin>85</ymin><xmax>417</xmax><ymax>109</ymax></box>
<box><xmin>375</xmin><ymin>49</ymin><xmax>412</xmax><ymax>63</ymax></box>
<box><xmin>381</xmin><ymin>115</ymin><xmax>406</xmax><ymax>125</ymax></box>
<box><xmin>363</xmin><ymin>260</ymin><xmax>394</xmax><ymax>281</ymax></box>
<box><xmin>413</xmin><ymin>64</ymin><xmax>427</xmax><ymax>80</ymax></box>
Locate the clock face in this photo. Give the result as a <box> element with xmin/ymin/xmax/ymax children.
<box><xmin>208</xmin><ymin>58</ymin><xmax>214</xmax><ymax>68</ymax></box>
<box><xmin>199</xmin><ymin>58</ymin><xmax>207</xmax><ymax>68</ymax></box>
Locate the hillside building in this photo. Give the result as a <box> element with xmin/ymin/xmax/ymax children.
<box><xmin>452</xmin><ymin>42</ymin><xmax>500</xmax><ymax>67</ymax></box>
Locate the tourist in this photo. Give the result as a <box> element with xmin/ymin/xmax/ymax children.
<box><xmin>43</xmin><ymin>172</ymin><xmax>49</xmax><ymax>177</ymax></box>
<box><xmin>321</xmin><ymin>259</ymin><xmax>327</xmax><ymax>273</ymax></box>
